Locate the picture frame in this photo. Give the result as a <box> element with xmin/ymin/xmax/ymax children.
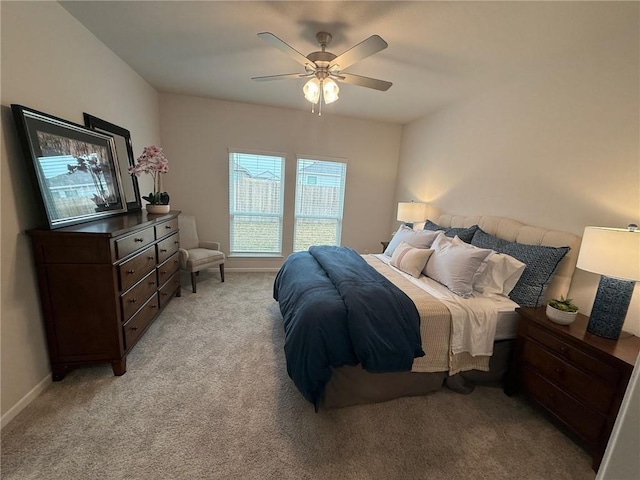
<box><xmin>83</xmin><ymin>113</ymin><xmax>142</xmax><ymax>212</ymax></box>
<box><xmin>11</xmin><ymin>104</ymin><xmax>128</xmax><ymax>229</ymax></box>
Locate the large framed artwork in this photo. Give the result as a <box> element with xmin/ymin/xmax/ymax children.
<box><xmin>83</xmin><ymin>113</ymin><xmax>142</xmax><ymax>212</ymax></box>
<box><xmin>11</xmin><ymin>104</ymin><xmax>128</xmax><ymax>229</ymax></box>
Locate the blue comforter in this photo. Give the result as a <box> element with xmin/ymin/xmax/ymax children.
<box><xmin>273</xmin><ymin>246</ymin><xmax>424</xmax><ymax>407</ymax></box>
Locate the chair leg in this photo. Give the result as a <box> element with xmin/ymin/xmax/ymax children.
<box><xmin>191</xmin><ymin>272</ymin><xmax>197</xmax><ymax>293</ymax></box>
<box><xmin>219</xmin><ymin>264</ymin><xmax>225</xmax><ymax>282</ymax></box>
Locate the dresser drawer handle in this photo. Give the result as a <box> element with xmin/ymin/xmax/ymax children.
<box><xmin>149</xmin><ymin>281</ymin><xmax>156</xmax><ymax>286</ymax></box>
<box><xmin>161</xmin><ymin>270</ymin><xmax>167</xmax><ymax>274</ymax></box>
<box><xmin>161</xmin><ymin>292</ymin><xmax>168</xmax><ymax>296</ymax></box>
<box><xmin>128</xmin><ymin>298</ymin><xmax>137</xmax><ymax>304</ymax></box>
<box><xmin>147</xmin><ymin>256</ymin><xmax>155</xmax><ymax>260</ymax></box>
<box><xmin>150</xmin><ymin>304</ymin><xmax>158</xmax><ymax>309</ymax></box>
<box><xmin>559</xmin><ymin>346</ymin><xmax>568</xmax><ymax>354</ymax></box>
<box><xmin>134</xmin><ymin>237</ymin><xmax>144</xmax><ymax>243</ymax></box>
<box><xmin>165</xmin><ymin>225</ymin><xmax>172</xmax><ymax>229</ymax></box>
<box><xmin>555</xmin><ymin>367</ymin><xmax>563</xmax><ymax>374</ymax></box>
<box><xmin>174</xmin><ymin>259</ymin><xmax>178</xmax><ymax>264</ymax></box>
<box><xmin>160</xmin><ymin>249</ymin><xmax>167</xmax><ymax>253</ymax></box>
<box><xmin>174</xmin><ymin>241</ymin><xmax>179</xmax><ymax>245</ymax></box>
<box><xmin>130</xmin><ymin>326</ymin><xmax>138</xmax><ymax>331</ymax></box>
<box><xmin>126</xmin><ymin>269</ymin><xmax>135</xmax><ymax>274</ymax></box>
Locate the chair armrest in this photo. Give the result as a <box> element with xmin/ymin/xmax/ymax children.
<box><xmin>199</xmin><ymin>241</ymin><xmax>221</xmax><ymax>251</ymax></box>
<box><xmin>178</xmin><ymin>248</ymin><xmax>189</xmax><ymax>269</ymax></box>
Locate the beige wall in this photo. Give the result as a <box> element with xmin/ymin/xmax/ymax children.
<box><xmin>394</xmin><ymin>6</ymin><xmax>640</xmax><ymax>334</ymax></box>
<box><xmin>159</xmin><ymin>93</ymin><xmax>402</xmax><ymax>269</ymax></box>
<box><xmin>0</xmin><ymin>2</ymin><xmax>160</xmax><ymax>422</ymax></box>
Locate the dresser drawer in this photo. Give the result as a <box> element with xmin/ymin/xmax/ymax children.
<box><xmin>522</xmin><ymin>341</ymin><xmax>614</xmax><ymax>413</ymax></box>
<box><xmin>123</xmin><ymin>294</ymin><xmax>159</xmax><ymax>351</ymax></box>
<box><xmin>155</xmin><ymin>217</ymin><xmax>179</xmax><ymax>239</ymax></box>
<box><xmin>521</xmin><ymin>367</ymin><xmax>606</xmax><ymax>445</ymax></box>
<box><xmin>158</xmin><ymin>251</ymin><xmax>180</xmax><ymax>287</ymax></box>
<box><xmin>119</xmin><ymin>245</ymin><xmax>157</xmax><ymax>292</ymax></box>
<box><xmin>159</xmin><ymin>272</ymin><xmax>180</xmax><ymax>308</ymax></box>
<box><xmin>120</xmin><ymin>270</ymin><xmax>158</xmax><ymax>322</ymax></box>
<box><xmin>115</xmin><ymin>226</ymin><xmax>155</xmax><ymax>260</ymax></box>
<box><xmin>526</xmin><ymin>323</ymin><xmax>620</xmax><ymax>384</ymax></box>
<box><xmin>157</xmin><ymin>232</ymin><xmax>180</xmax><ymax>263</ymax></box>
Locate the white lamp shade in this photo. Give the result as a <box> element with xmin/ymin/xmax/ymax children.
<box><xmin>576</xmin><ymin>226</ymin><xmax>640</xmax><ymax>281</ymax></box>
<box><xmin>397</xmin><ymin>202</ymin><xmax>427</xmax><ymax>223</ymax></box>
<box><xmin>323</xmin><ymin>78</ymin><xmax>339</xmax><ymax>104</ymax></box>
<box><xmin>303</xmin><ymin>78</ymin><xmax>321</xmax><ymax>104</ymax></box>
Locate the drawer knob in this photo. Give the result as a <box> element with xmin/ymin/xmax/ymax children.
<box><xmin>161</xmin><ymin>292</ymin><xmax>168</xmax><ymax>296</ymax></box>
<box><xmin>161</xmin><ymin>270</ymin><xmax>167</xmax><ymax>274</ymax></box>
<box><xmin>128</xmin><ymin>298</ymin><xmax>137</xmax><ymax>304</ymax></box>
<box><xmin>134</xmin><ymin>237</ymin><xmax>144</xmax><ymax>243</ymax></box>
<box><xmin>149</xmin><ymin>281</ymin><xmax>156</xmax><ymax>286</ymax></box>
<box><xmin>127</xmin><ymin>269</ymin><xmax>135</xmax><ymax>274</ymax></box>
<box><xmin>165</xmin><ymin>225</ymin><xmax>172</xmax><ymax>229</ymax></box>
<box><xmin>160</xmin><ymin>249</ymin><xmax>167</xmax><ymax>253</ymax></box>
<box><xmin>147</xmin><ymin>256</ymin><xmax>154</xmax><ymax>260</ymax></box>
<box><xmin>150</xmin><ymin>304</ymin><xmax>158</xmax><ymax>309</ymax></box>
<box><xmin>130</xmin><ymin>326</ymin><xmax>138</xmax><ymax>331</ymax></box>
<box><xmin>174</xmin><ymin>241</ymin><xmax>179</xmax><ymax>245</ymax></box>
<box><xmin>559</xmin><ymin>346</ymin><xmax>568</xmax><ymax>354</ymax></box>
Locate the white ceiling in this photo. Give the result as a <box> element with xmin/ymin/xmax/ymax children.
<box><xmin>60</xmin><ymin>1</ymin><xmax>629</xmax><ymax>124</ymax></box>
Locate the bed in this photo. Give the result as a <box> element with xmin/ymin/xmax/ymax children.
<box><xmin>274</xmin><ymin>214</ymin><xmax>580</xmax><ymax>409</ymax></box>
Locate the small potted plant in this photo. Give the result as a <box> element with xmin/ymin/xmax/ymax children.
<box><xmin>129</xmin><ymin>145</ymin><xmax>170</xmax><ymax>214</ymax></box>
<box><xmin>546</xmin><ymin>296</ymin><xmax>579</xmax><ymax>325</ymax></box>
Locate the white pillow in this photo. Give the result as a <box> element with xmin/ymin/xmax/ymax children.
<box><xmin>425</xmin><ymin>234</ymin><xmax>493</xmax><ymax>297</ymax></box>
<box><xmin>384</xmin><ymin>226</ymin><xmax>441</xmax><ymax>257</ymax></box>
<box><xmin>390</xmin><ymin>242</ymin><xmax>434</xmax><ymax>278</ymax></box>
<box><xmin>474</xmin><ymin>252</ymin><xmax>526</xmax><ymax>296</ymax></box>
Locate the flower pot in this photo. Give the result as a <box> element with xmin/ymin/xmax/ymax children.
<box><xmin>546</xmin><ymin>304</ymin><xmax>578</xmax><ymax>325</ymax></box>
<box><xmin>146</xmin><ymin>204</ymin><xmax>170</xmax><ymax>214</ymax></box>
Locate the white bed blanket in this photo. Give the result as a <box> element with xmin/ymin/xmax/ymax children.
<box><xmin>375</xmin><ymin>254</ymin><xmax>503</xmax><ymax>357</ymax></box>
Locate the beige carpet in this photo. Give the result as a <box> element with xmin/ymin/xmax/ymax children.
<box><xmin>1</xmin><ymin>271</ymin><xmax>595</xmax><ymax>480</ymax></box>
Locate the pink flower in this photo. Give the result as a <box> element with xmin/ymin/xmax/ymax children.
<box><xmin>129</xmin><ymin>146</ymin><xmax>169</xmax><ymax>196</ymax></box>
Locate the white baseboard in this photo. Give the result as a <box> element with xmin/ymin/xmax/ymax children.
<box><xmin>1</xmin><ymin>374</ymin><xmax>51</xmax><ymax>429</ymax></box>
<box><xmin>225</xmin><ymin>267</ymin><xmax>280</xmax><ymax>273</ymax></box>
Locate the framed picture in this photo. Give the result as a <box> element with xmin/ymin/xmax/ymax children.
<box><xmin>83</xmin><ymin>113</ymin><xmax>142</xmax><ymax>212</ymax></box>
<box><xmin>11</xmin><ymin>104</ymin><xmax>128</xmax><ymax>229</ymax></box>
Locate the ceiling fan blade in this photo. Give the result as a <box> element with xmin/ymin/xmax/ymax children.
<box><xmin>252</xmin><ymin>73</ymin><xmax>313</xmax><ymax>82</ymax></box>
<box><xmin>334</xmin><ymin>73</ymin><xmax>392</xmax><ymax>91</ymax></box>
<box><xmin>257</xmin><ymin>32</ymin><xmax>316</xmax><ymax>70</ymax></box>
<box><xmin>330</xmin><ymin>35</ymin><xmax>388</xmax><ymax>71</ymax></box>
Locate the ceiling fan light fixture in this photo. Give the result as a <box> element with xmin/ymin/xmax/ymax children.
<box><xmin>322</xmin><ymin>78</ymin><xmax>339</xmax><ymax>104</ymax></box>
<box><xmin>303</xmin><ymin>77</ymin><xmax>321</xmax><ymax>104</ymax></box>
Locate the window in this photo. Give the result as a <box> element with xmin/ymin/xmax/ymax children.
<box><xmin>294</xmin><ymin>157</ymin><xmax>347</xmax><ymax>252</ymax></box>
<box><xmin>229</xmin><ymin>151</ymin><xmax>285</xmax><ymax>256</ymax></box>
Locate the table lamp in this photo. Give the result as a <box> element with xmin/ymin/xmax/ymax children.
<box><xmin>576</xmin><ymin>225</ymin><xmax>640</xmax><ymax>339</ymax></box>
<box><xmin>397</xmin><ymin>201</ymin><xmax>427</xmax><ymax>229</ymax></box>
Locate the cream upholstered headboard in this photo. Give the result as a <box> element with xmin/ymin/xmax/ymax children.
<box><xmin>437</xmin><ymin>214</ymin><xmax>581</xmax><ymax>302</ymax></box>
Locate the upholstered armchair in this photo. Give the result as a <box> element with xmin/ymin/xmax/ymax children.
<box><xmin>178</xmin><ymin>215</ymin><xmax>225</xmax><ymax>293</ymax></box>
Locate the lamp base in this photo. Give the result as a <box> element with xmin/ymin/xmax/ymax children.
<box><xmin>587</xmin><ymin>276</ymin><xmax>635</xmax><ymax>340</ymax></box>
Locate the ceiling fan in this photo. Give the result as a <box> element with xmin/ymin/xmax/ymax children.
<box><xmin>252</xmin><ymin>31</ymin><xmax>392</xmax><ymax>114</ymax></box>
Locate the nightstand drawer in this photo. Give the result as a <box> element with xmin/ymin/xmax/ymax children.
<box><xmin>522</xmin><ymin>341</ymin><xmax>614</xmax><ymax>413</ymax></box>
<box><xmin>526</xmin><ymin>323</ymin><xmax>620</xmax><ymax>384</ymax></box>
<box><xmin>521</xmin><ymin>367</ymin><xmax>606</xmax><ymax>445</ymax></box>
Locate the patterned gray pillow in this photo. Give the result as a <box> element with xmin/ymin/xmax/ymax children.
<box><xmin>471</xmin><ymin>228</ymin><xmax>508</xmax><ymax>250</ymax></box>
<box><xmin>423</xmin><ymin>220</ymin><xmax>478</xmax><ymax>244</ymax></box>
<box><xmin>501</xmin><ymin>243</ymin><xmax>570</xmax><ymax>307</ymax></box>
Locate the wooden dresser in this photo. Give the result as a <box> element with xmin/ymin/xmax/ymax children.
<box><xmin>505</xmin><ymin>306</ymin><xmax>640</xmax><ymax>471</ymax></box>
<box><xmin>28</xmin><ymin>210</ymin><xmax>182</xmax><ymax>380</ymax></box>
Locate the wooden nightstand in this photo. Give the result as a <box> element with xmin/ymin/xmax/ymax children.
<box><xmin>505</xmin><ymin>306</ymin><xmax>640</xmax><ymax>472</ymax></box>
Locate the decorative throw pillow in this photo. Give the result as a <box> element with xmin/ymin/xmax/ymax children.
<box><xmin>473</xmin><ymin>252</ymin><xmax>526</xmax><ymax>296</ymax></box>
<box><xmin>471</xmin><ymin>227</ymin><xmax>509</xmax><ymax>251</ymax></box>
<box><xmin>390</xmin><ymin>242</ymin><xmax>434</xmax><ymax>278</ymax></box>
<box><xmin>384</xmin><ymin>225</ymin><xmax>441</xmax><ymax>257</ymax></box>
<box><xmin>501</xmin><ymin>243</ymin><xmax>570</xmax><ymax>307</ymax></box>
<box><xmin>423</xmin><ymin>220</ymin><xmax>478</xmax><ymax>244</ymax></box>
<box><xmin>425</xmin><ymin>233</ymin><xmax>493</xmax><ymax>297</ymax></box>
